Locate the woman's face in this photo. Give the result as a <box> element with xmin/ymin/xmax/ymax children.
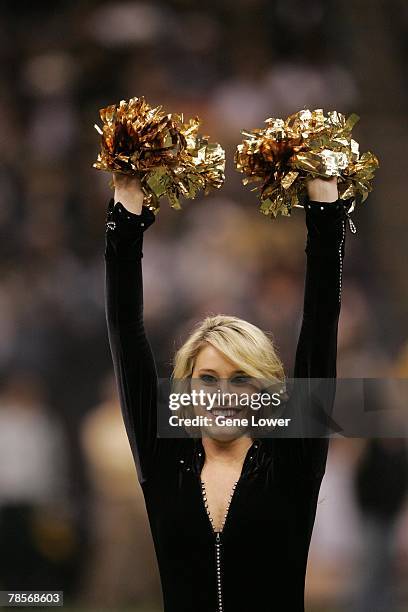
<box><xmin>190</xmin><ymin>343</ymin><xmax>260</xmax><ymax>441</ymax></box>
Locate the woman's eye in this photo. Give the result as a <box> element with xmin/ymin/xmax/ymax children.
<box><xmin>200</xmin><ymin>374</ymin><xmax>217</xmax><ymax>384</ymax></box>
<box><xmin>231</xmin><ymin>375</ymin><xmax>251</xmax><ymax>385</ymax></box>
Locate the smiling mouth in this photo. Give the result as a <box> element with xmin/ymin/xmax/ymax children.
<box><xmin>210</xmin><ymin>407</ymin><xmax>241</xmax><ymax>417</ymax></box>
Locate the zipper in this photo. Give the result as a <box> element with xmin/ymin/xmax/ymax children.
<box><xmin>339</xmin><ymin>199</ymin><xmax>359</xmax><ymax>301</ymax></box>
<box><xmin>200</xmin><ymin>479</ymin><xmax>238</xmax><ymax>611</ymax></box>
<box><xmin>338</xmin><ymin>219</ymin><xmax>346</xmax><ymax>302</ymax></box>
<box><xmin>215</xmin><ymin>532</ymin><xmax>222</xmax><ymax>611</ymax></box>
<box><xmin>345</xmin><ymin>209</ymin><xmax>357</xmax><ymax>234</ymax></box>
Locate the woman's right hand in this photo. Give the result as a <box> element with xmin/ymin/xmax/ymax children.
<box><xmin>113</xmin><ymin>173</ymin><xmax>144</xmax><ymax>215</ymax></box>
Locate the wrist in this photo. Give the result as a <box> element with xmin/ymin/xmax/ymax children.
<box><xmin>114</xmin><ymin>187</ymin><xmax>144</xmax><ymax>215</ymax></box>
<box><xmin>112</xmin><ymin>172</ymin><xmax>144</xmax><ymax>214</ymax></box>
<box><xmin>306</xmin><ymin>177</ymin><xmax>339</xmax><ymax>203</ymax></box>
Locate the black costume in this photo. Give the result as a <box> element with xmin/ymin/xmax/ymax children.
<box><xmin>105</xmin><ymin>196</ymin><xmax>351</xmax><ymax>612</ymax></box>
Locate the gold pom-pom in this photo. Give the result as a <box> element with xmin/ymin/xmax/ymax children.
<box><xmin>93</xmin><ymin>97</ymin><xmax>225</xmax><ymax>212</ymax></box>
<box><xmin>234</xmin><ymin>109</ymin><xmax>379</xmax><ymax>218</ymax></box>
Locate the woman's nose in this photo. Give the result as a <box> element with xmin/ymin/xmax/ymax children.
<box><xmin>219</xmin><ymin>378</ymin><xmax>236</xmax><ymax>396</ymax></box>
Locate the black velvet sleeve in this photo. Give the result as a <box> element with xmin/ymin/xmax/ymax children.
<box><xmin>275</xmin><ymin>197</ymin><xmax>352</xmax><ymax>480</ymax></box>
<box><xmin>104</xmin><ymin>198</ymin><xmax>158</xmax><ymax>484</ymax></box>
<box><xmin>295</xmin><ymin>197</ymin><xmax>348</xmax><ymax>378</ymax></box>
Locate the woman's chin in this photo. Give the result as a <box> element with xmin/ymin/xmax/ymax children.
<box><xmin>201</xmin><ymin>424</ymin><xmax>249</xmax><ymax>442</ymax></box>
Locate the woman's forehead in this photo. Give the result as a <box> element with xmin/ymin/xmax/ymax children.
<box><xmin>194</xmin><ymin>344</ymin><xmax>241</xmax><ymax>372</ymax></box>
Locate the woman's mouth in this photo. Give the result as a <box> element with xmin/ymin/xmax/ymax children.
<box><xmin>210</xmin><ymin>407</ymin><xmax>241</xmax><ymax>417</ymax></box>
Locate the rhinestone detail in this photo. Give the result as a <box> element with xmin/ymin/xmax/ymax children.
<box><xmin>338</xmin><ymin>219</ymin><xmax>346</xmax><ymax>302</ymax></box>
<box><xmin>200</xmin><ymin>479</ymin><xmax>237</xmax><ymax>534</ymax></box>
<box><xmin>200</xmin><ymin>479</ymin><xmax>238</xmax><ymax>612</ymax></box>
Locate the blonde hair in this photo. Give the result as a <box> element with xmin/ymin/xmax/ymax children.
<box><xmin>172</xmin><ymin>314</ymin><xmax>285</xmax><ymax>382</ymax></box>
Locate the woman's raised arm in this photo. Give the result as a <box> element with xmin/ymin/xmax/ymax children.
<box><xmin>278</xmin><ymin>177</ymin><xmax>351</xmax><ymax>479</ymax></box>
<box><xmin>104</xmin><ymin>174</ymin><xmax>158</xmax><ymax>484</ymax></box>
<box><xmin>294</xmin><ymin>177</ymin><xmax>343</xmax><ymax>382</ymax></box>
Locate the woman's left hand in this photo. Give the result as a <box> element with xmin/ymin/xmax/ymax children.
<box><xmin>306</xmin><ymin>177</ymin><xmax>338</xmax><ymax>203</ymax></box>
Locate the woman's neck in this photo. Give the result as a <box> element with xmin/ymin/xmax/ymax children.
<box><xmin>202</xmin><ymin>436</ymin><xmax>253</xmax><ymax>466</ymax></box>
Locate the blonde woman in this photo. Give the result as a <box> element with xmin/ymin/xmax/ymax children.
<box><xmin>105</xmin><ymin>172</ymin><xmax>349</xmax><ymax>612</ymax></box>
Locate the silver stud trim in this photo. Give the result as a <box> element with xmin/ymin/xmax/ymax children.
<box><xmin>338</xmin><ymin>219</ymin><xmax>346</xmax><ymax>302</ymax></box>
<box><xmin>200</xmin><ymin>479</ymin><xmax>238</xmax><ymax>534</ymax></box>
<box><xmin>200</xmin><ymin>479</ymin><xmax>239</xmax><ymax>611</ymax></box>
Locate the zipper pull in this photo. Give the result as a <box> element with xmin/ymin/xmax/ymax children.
<box><xmin>215</xmin><ymin>532</ymin><xmax>221</xmax><ymax>544</ymax></box>
<box><xmin>345</xmin><ymin>210</ymin><xmax>357</xmax><ymax>234</ymax></box>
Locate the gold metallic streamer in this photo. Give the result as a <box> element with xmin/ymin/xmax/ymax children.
<box><xmin>93</xmin><ymin>97</ymin><xmax>225</xmax><ymax>212</ymax></box>
<box><xmin>234</xmin><ymin>108</ymin><xmax>379</xmax><ymax>218</ymax></box>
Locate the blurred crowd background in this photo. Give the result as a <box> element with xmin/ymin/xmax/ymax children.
<box><xmin>1</xmin><ymin>1</ymin><xmax>408</xmax><ymax>610</ymax></box>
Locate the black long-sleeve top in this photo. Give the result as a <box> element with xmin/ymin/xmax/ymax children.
<box><xmin>104</xmin><ymin>196</ymin><xmax>350</xmax><ymax>612</ymax></box>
